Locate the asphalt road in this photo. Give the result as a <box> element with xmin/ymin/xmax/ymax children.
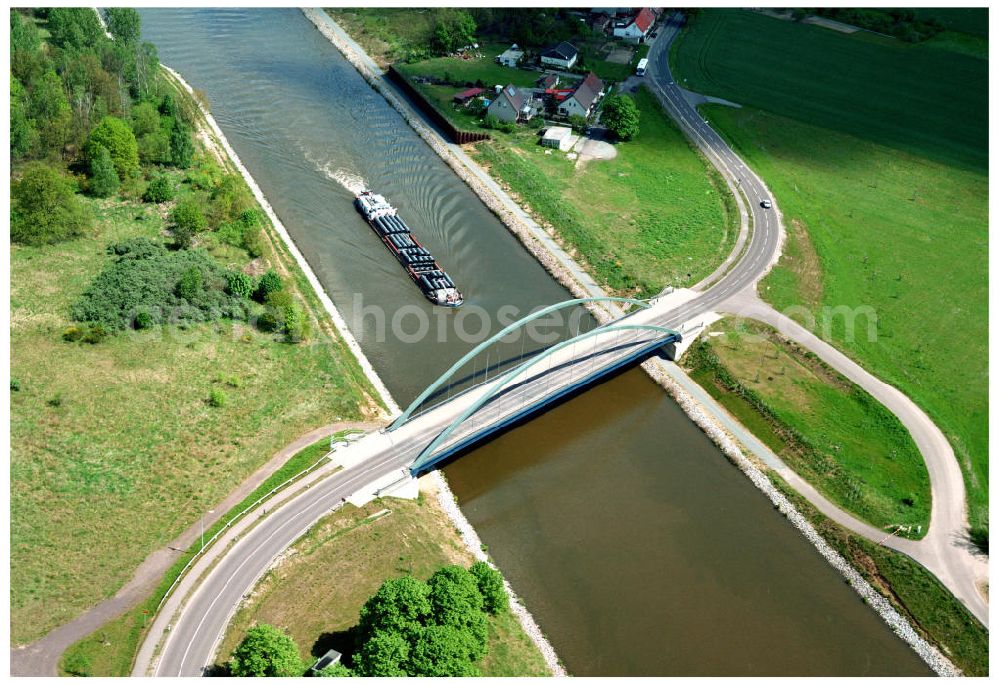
<box><xmin>143</xmin><ymin>12</ymin><xmax>983</xmax><ymax>676</ymax></box>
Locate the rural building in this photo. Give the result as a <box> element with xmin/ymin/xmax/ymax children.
<box><xmin>590</xmin><ymin>14</ymin><xmax>613</xmax><ymax>34</ymax></box>
<box><xmin>592</xmin><ymin>8</ymin><xmax>631</xmax><ymax>16</ymax></box>
<box><xmin>541</xmin><ymin>126</ymin><xmax>574</xmax><ymax>151</ymax></box>
<box><xmin>556</xmin><ymin>72</ymin><xmax>605</xmax><ymax>119</ymax></box>
<box><xmin>496</xmin><ymin>44</ymin><xmax>525</xmax><ymax>68</ymax></box>
<box><xmin>537</xmin><ymin>73</ymin><xmax>561</xmax><ymax>89</ymax></box>
<box><xmin>613</xmin><ymin>8</ymin><xmax>656</xmax><ymax>42</ymax></box>
<box><xmin>487</xmin><ymin>84</ymin><xmax>535</xmax><ymax>123</ymax></box>
<box><xmin>453</xmin><ymin>87</ymin><xmax>485</xmax><ymax>105</ymax></box>
<box><xmin>540</xmin><ymin>41</ymin><xmax>579</xmax><ymax>69</ymax></box>
<box><xmin>310</xmin><ymin>650</ymin><xmax>342</xmax><ymax>674</ymax></box>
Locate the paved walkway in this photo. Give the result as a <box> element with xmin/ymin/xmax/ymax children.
<box><xmin>9</xmin><ymin>421</ymin><xmax>382</xmax><ymax>676</ymax></box>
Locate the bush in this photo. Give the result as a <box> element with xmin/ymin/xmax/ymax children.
<box><xmin>225</xmin><ymin>271</ymin><xmax>257</xmax><ymax>299</ymax></box>
<box><xmin>88</xmin><ymin>144</ymin><xmax>120</xmax><ymax>198</ymax></box>
<box><xmin>11</xmin><ymin>163</ymin><xmax>91</xmax><ymax>246</ymax></box>
<box><xmin>62</xmin><ymin>325</ymin><xmax>85</xmax><ymax>342</ymax></box>
<box><xmin>86</xmin><ymin>116</ymin><xmax>140</xmax><ymax>180</ymax></box>
<box><xmin>71</xmin><ymin>239</ymin><xmax>246</xmax><ymax>331</ymax></box>
<box><xmin>568</xmin><ymin>114</ymin><xmax>588</xmax><ymax>133</ymax></box>
<box><xmin>243</xmin><ymin>229</ymin><xmax>265</xmax><ymax>258</ymax></box>
<box><xmin>176</xmin><ymin>266</ymin><xmax>203</xmax><ymax>301</ymax></box>
<box><xmin>143</xmin><ymin>174</ymin><xmax>175</xmax><ymax>203</ymax></box>
<box><xmin>134</xmin><ymin>310</ymin><xmax>153</xmax><ymax>330</ymax></box>
<box><xmin>283</xmin><ymin>303</ymin><xmax>309</xmax><ymax>343</ymax></box>
<box><xmin>208</xmin><ymin>174</ymin><xmax>254</xmax><ymax>227</ymax></box>
<box><xmin>208</xmin><ymin>388</ymin><xmax>227</xmax><ymax>408</ymax></box>
<box><xmin>82</xmin><ymin>324</ymin><xmax>107</xmax><ymax>344</ymax></box>
<box><xmin>10</xmin><ymin>378</ymin><xmax>21</xmax><ymax>392</ymax></box>
<box><xmin>170</xmin><ymin>197</ymin><xmax>206</xmax><ymax>249</ymax></box>
<box><xmin>254</xmin><ymin>269</ymin><xmax>283</xmax><ymax>302</ymax></box>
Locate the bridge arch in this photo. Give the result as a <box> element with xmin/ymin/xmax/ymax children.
<box><xmin>388</xmin><ymin>296</ymin><xmax>651</xmax><ymax>431</ymax></box>
<box><xmin>410</xmin><ymin>322</ymin><xmax>680</xmax><ymax>472</ymax></box>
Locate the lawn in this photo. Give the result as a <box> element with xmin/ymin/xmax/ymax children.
<box><xmin>671</xmin><ymin>10</ymin><xmax>988</xmax><ymax>530</ymax></box>
<box><xmin>684</xmin><ymin>318</ymin><xmax>930</xmax><ymax>533</ymax></box>
<box><xmin>770</xmin><ymin>475</ymin><xmax>987</xmax><ymax>676</ymax></box>
<box><xmin>468</xmin><ymin>86</ymin><xmax>737</xmax><ymax>296</ymax></box>
<box><xmin>216</xmin><ymin>481</ymin><xmax>550</xmax><ymax>676</ymax></box>
<box><xmin>325</xmin><ymin>7</ymin><xmax>440</xmax><ymax>67</ymax></box>
<box><xmin>58</xmin><ymin>434</ymin><xmax>356</xmax><ymax>676</ymax></box>
<box><xmin>671</xmin><ymin>9</ymin><xmax>987</xmax><ymax>171</ymax></box>
<box><xmin>10</xmin><ymin>180</ymin><xmax>377</xmax><ymax>644</ymax></box>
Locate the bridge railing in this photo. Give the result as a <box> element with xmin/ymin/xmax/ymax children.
<box><xmin>411</xmin><ymin>323</ymin><xmax>680</xmax><ymax>471</ymax></box>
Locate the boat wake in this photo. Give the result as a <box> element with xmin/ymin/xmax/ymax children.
<box><xmin>302</xmin><ymin>148</ymin><xmax>368</xmax><ymax>195</ymax></box>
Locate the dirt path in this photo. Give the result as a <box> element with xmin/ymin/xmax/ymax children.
<box><xmin>10</xmin><ymin>420</ymin><xmax>383</xmax><ymax>676</ymax></box>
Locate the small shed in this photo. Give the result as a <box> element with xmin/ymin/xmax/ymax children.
<box><xmin>541</xmin><ymin>126</ymin><xmax>574</xmax><ymax>152</ymax></box>
<box><xmin>310</xmin><ymin>649</ymin><xmax>342</xmax><ymax>674</ymax></box>
<box><xmin>496</xmin><ymin>44</ymin><xmax>525</xmax><ymax>68</ymax></box>
<box><xmin>453</xmin><ymin>87</ymin><xmax>485</xmax><ymax>105</ymax></box>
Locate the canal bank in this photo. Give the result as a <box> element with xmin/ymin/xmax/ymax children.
<box><xmin>307</xmin><ymin>10</ymin><xmax>957</xmax><ymax>676</ymax></box>
<box><xmin>139</xmin><ymin>9</ymin><xmax>937</xmax><ymax>675</ymax></box>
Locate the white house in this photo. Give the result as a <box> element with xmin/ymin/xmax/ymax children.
<box><xmin>556</xmin><ymin>72</ymin><xmax>605</xmax><ymax>119</ymax></box>
<box><xmin>540</xmin><ymin>42</ymin><xmax>579</xmax><ymax>70</ymax></box>
<box><xmin>613</xmin><ymin>8</ymin><xmax>656</xmax><ymax>43</ymax></box>
<box><xmin>487</xmin><ymin>84</ymin><xmax>533</xmax><ymax>123</ymax></box>
<box><xmin>496</xmin><ymin>44</ymin><xmax>524</xmax><ymax>68</ymax></box>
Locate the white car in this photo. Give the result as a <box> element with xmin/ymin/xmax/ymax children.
<box><xmin>761</xmin><ymin>199</ymin><xmax>772</xmax><ymax>209</ymax></box>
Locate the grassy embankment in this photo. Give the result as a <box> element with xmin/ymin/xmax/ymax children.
<box><xmin>671</xmin><ymin>9</ymin><xmax>988</xmax><ymax>530</ymax></box>
<box><xmin>771</xmin><ymin>474</ymin><xmax>988</xmax><ymax>676</ymax></box>
<box><xmin>58</xmin><ymin>434</ymin><xmax>358</xmax><ymax>677</ymax></box>
<box><xmin>463</xmin><ymin>86</ymin><xmax>736</xmax><ymax>296</ymax></box>
<box><xmin>10</xmin><ymin>77</ymin><xmax>380</xmax><ymax>647</ymax></box>
<box><xmin>683</xmin><ymin>318</ymin><xmax>929</xmax><ymax>533</ymax></box>
<box><xmin>216</xmin><ymin>484</ymin><xmax>550</xmax><ymax>676</ymax></box>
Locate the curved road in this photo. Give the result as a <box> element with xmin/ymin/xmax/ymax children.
<box><xmin>141</xmin><ymin>12</ymin><xmax>983</xmax><ymax>676</ymax></box>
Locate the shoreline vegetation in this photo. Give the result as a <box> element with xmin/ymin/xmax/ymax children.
<box><xmin>12</xmin><ymin>9</ymin><xmax>549</xmax><ymax>678</ymax></box>
<box><xmin>215</xmin><ymin>476</ymin><xmax>551</xmax><ymax>677</ymax></box>
<box><xmin>318</xmin><ymin>7</ymin><xmax>979</xmax><ymax>675</ymax></box>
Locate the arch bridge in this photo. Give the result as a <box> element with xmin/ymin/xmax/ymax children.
<box><xmin>387</xmin><ymin>297</ymin><xmax>681</xmax><ymax>473</ymax></box>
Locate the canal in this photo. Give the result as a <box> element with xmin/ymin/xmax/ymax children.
<box><xmin>141</xmin><ymin>8</ymin><xmax>930</xmax><ymax>675</ymax></box>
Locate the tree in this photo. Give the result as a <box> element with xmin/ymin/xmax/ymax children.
<box><xmin>470</xmin><ymin>561</ymin><xmax>508</xmax><ymax>615</ymax></box>
<box><xmin>169</xmin><ymin>197</ymin><xmax>206</xmax><ymax>249</ymax></box>
<box><xmin>10</xmin><ymin>10</ymin><xmax>41</xmax><ymax>56</ymax></box>
<box><xmin>10</xmin><ymin>75</ymin><xmax>39</xmax><ymax>160</ymax></box>
<box><xmin>408</xmin><ymin>625</ymin><xmax>480</xmax><ymax>677</ymax></box>
<box><xmin>357</xmin><ymin>576</ymin><xmax>431</xmax><ymax>643</ymax></box>
<box><xmin>87</xmin><ymin>116</ymin><xmax>139</xmax><ymax>180</ymax></box>
<box><xmin>225</xmin><ymin>271</ymin><xmax>257</xmax><ymax>299</ymax></box>
<box><xmin>11</xmin><ymin>163</ymin><xmax>91</xmax><ymax>245</ymax></box>
<box><xmin>315</xmin><ymin>663</ymin><xmax>353</xmax><ymax>677</ymax></box>
<box><xmin>432</xmin><ymin>9</ymin><xmax>476</xmax><ymax>55</ymax></box>
<box><xmin>46</xmin><ymin>8</ymin><xmax>104</xmax><ymax>50</ymax></box>
<box><xmin>29</xmin><ymin>70</ymin><xmax>72</xmax><ymax>154</ymax></box>
<box><xmin>105</xmin><ymin>8</ymin><xmax>141</xmax><ymax>46</ymax></box>
<box><xmin>426</xmin><ymin>565</ymin><xmax>487</xmax><ymax>655</ymax></box>
<box><xmin>170</xmin><ymin>119</ymin><xmax>194</xmax><ymax>168</ymax></box>
<box><xmin>228</xmin><ymin>624</ymin><xmax>303</xmax><ymax>677</ymax></box>
<box><xmin>88</xmin><ymin>144</ymin><xmax>120</xmax><ymax>198</ymax></box>
<box><xmin>353</xmin><ymin>630</ymin><xmax>411</xmax><ymax>677</ymax></box>
<box><xmin>601</xmin><ymin>94</ymin><xmax>640</xmax><ymax>141</ymax></box>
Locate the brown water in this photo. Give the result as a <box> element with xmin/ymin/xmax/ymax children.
<box><xmin>141</xmin><ymin>8</ymin><xmax>931</xmax><ymax>676</ymax></box>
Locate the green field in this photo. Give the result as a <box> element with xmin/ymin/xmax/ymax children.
<box><xmin>59</xmin><ymin>434</ymin><xmax>357</xmax><ymax>676</ymax></box>
<box><xmin>684</xmin><ymin>318</ymin><xmax>930</xmax><ymax>533</ymax></box>
<box><xmin>217</xmin><ymin>486</ymin><xmax>549</xmax><ymax>676</ymax></box>
<box><xmin>468</xmin><ymin>87</ymin><xmax>737</xmax><ymax>295</ymax></box>
<box><xmin>11</xmin><ymin>179</ymin><xmax>376</xmax><ymax>644</ymax></box>
<box><xmin>672</xmin><ymin>10</ymin><xmax>988</xmax><ymax>529</ymax></box>
<box><xmin>671</xmin><ymin>10</ymin><xmax>987</xmax><ymax>171</ymax></box>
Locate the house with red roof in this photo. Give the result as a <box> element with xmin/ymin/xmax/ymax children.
<box><xmin>613</xmin><ymin>8</ymin><xmax>656</xmax><ymax>43</ymax></box>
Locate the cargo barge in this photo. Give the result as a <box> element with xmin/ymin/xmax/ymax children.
<box><xmin>354</xmin><ymin>190</ymin><xmax>464</xmax><ymax>307</ymax></box>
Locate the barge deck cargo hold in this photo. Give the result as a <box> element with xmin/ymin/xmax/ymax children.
<box><xmin>354</xmin><ymin>190</ymin><xmax>464</xmax><ymax>307</ymax></box>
